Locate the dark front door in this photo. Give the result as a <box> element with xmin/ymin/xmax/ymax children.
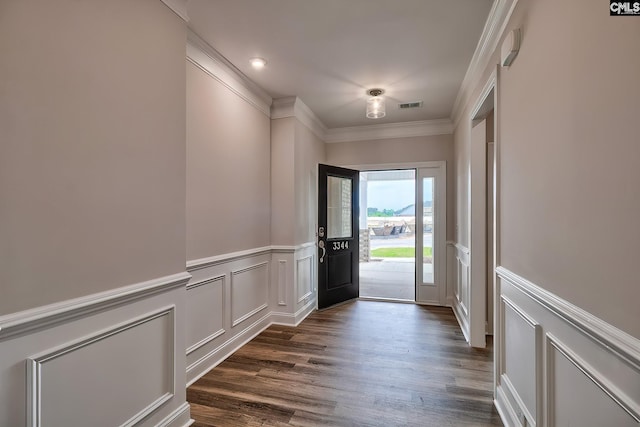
<box><xmin>317</xmin><ymin>164</ymin><xmax>359</xmax><ymax>309</ymax></box>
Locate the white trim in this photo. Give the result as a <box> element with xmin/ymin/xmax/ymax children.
<box><xmin>296</xmin><ymin>255</ymin><xmax>314</xmax><ymax>304</ymax></box>
<box><xmin>186</xmin><ymin>30</ymin><xmax>272</xmax><ymax>117</ymax></box>
<box><xmin>546</xmin><ymin>333</ymin><xmax>640</xmax><ymax>423</ymax></box>
<box><xmin>27</xmin><ymin>306</ymin><xmax>176</xmax><ymax>427</ymax></box>
<box><xmin>185</xmin><ymin>275</ymin><xmax>226</xmax><ymax>355</ymax></box>
<box><xmin>454</xmin><ymin>242</ymin><xmax>470</xmax><ymax>255</ymax></box>
<box><xmin>230</xmin><ymin>262</ymin><xmax>270</xmax><ymax>328</ymax></box>
<box><xmin>496</xmin><ymin>266</ymin><xmax>640</xmax><ymax>371</ymax></box>
<box><xmin>325</xmin><ymin>119</ymin><xmax>453</xmax><ymax>143</ymax></box>
<box><xmin>271</xmin><ymin>298</ymin><xmax>316</xmax><ymax>327</ymax></box>
<box><xmin>187</xmin><ymin>244</ymin><xmax>317</xmax><ymax>270</ymax></box>
<box><xmin>451</xmin><ymin>0</ymin><xmax>519</xmax><ymax>127</ymax></box>
<box><xmin>345</xmin><ymin>160</ymin><xmax>446</xmax><ymax>172</ymax></box>
<box><xmin>159</xmin><ymin>0</ymin><xmax>189</xmax><ymax>22</ymax></box>
<box><xmin>156</xmin><ymin>402</ymin><xmax>194</xmax><ymax>427</ymax></box>
<box><xmin>501</xmin><ymin>296</ymin><xmax>542</xmax><ymax>427</ymax></box>
<box><xmin>271</xmin><ymin>97</ymin><xmax>328</xmax><ymax>142</ymax></box>
<box><xmin>277</xmin><ymin>260</ymin><xmax>288</xmax><ymax>306</ymax></box>
<box><xmin>0</xmin><ymin>272</ymin><xmax>190</xmax><ymax>341</ymax></box>
<box><xmin>186</xmin><ymin>311</ymin><xmax>272</xmax><ymax>386</ymax></box>
<box><xmin>495</xmin><ymin>384</ymin><xmax>520</xmax><ymax>427</ymax></box>
<box><xmin>187</xmin><ymin>246</ymin><xmax>272</xmax><ymax>271</ymax></box>
<box><xmin>500</xmin><ymin>375</ymin><xmax>531</xmax><ymax>427</ymax></box>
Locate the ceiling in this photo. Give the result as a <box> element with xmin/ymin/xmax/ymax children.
<box><xmin>187</xmin><ymin>0</ymin><xmax>494</xmax><ymax>129</ymax></box>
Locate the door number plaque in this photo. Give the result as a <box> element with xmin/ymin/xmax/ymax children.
<box><xmin>332</xmin><ymin>241</ymin><xmax>349</xmax><ymax>250</ymax></box>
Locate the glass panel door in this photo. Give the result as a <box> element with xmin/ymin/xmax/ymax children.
<box><xmin>422</xmin><ymin>177</ymin><xmax>434</xmax><ymax>284</ymax></box>
<box><xmin>416</xmin><ymin>164</ymin><xmax>446</xmax><ymax>305</ymax></box>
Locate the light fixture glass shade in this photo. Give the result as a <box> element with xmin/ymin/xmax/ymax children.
<box><xmin>366</xmin><ymin>96</ymin><xmax>386</xmax><ymax>119</ymax></box>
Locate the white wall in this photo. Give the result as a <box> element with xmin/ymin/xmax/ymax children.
<box><xmin>0</xmin><ymin>0</ymin><xmax>191</xmax><ymax>425</ymax></box>
<box><xmin>498</xmin><ymin>0</ymin><xmax>640</xmax><ymax>339</ymax></box>
<box><xmin>454</xmin><ymin>0</ymin><xmax>640</xmax><ymax>424</ymax></box>
<box><xmin>186</xmin><ymin>60</ymin><xmax>271</xmax><ymax>260</ymax></box>
<box><xmin>0</xmin><ymin>0</ymin><xmax>187</xmax><ymax>316</ymax></box>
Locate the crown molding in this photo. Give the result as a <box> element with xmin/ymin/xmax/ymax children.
<box><xmin>186</xmin><ymin>30</ymin><xmax>273</xmax><ymax>117</ymax></box>
<box><xmin>160</xmin><ymin>0</ymin><xmax>189</xmax><ymax>22</ymax></box>
<box><xmin>271</xmin><ymin>97</ymin><xmax>328</xmax><ymax>141</ymax></box>
<box><xmin>451</xmin><ymin>0</ymin><xmax>519</xmax><ymax>127</ymax></box>
<box><xmin>324</xmin><ymin>119</ymin><xmax>453</xmax><ymax>144</ymax></box>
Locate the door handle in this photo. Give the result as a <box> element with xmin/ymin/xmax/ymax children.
<box><xmin>318</xmin><ymin>240</ymin><xmax>326</xmax><ymax>263</ymax></box>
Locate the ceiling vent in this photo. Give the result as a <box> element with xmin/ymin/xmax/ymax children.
<box><xmin>399</xmin><ymin>101</ymin><xmax>423</xmax><ymax>109</ymax></box>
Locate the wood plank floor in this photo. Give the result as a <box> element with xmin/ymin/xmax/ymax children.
<box><xmin>188</xmin><ymin>300</ymin><xmax>503</xmax><ymax>427</ymax></box>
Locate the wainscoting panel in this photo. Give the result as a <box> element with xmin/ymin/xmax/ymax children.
<box><xmin>451</xmin><ymin>243</ymin><xmax>471</xmax><ymax>343</ymax></box>
<box><xmin>186</xmin><ymin>276</ymin><xmax>225</xmax><ymax>355</ymax></box>
<box><xmin>0</xmin><ymin>273</ymin><xmax>191</xmax><ymax>427</ymax></box>
<box><xmin>185</xmin><ymin>245</ymin><xmax>316</xmax><ymax>386</ymax></box>
<box><xmin>271</xmin><ymin>243</ymin><xmax>316</xmax><ymax>327</ymax></box>
<box><xmin>230</xmin><ymin>262</ymin><xmax>269</xmax><ymax>328</ymax></box>
<box><xmin>500</xmin><ymin>296</ymin><xmax>541</xmax><ymax>426</ymax></box>
<box><xmin>495</xmin><ymin>266</ymin><xmax>640</xmax><ymax>427</ymax></box>
<box><xmin>28</xmin><ymin>307</ymin><xmax>175</xmax><ymax>427</ymax></box>
<box><xmin>296</xmin><ymin>255</ymin><xmax>313</xmax><ymax>304</ymax></box>
<box><xmin>547</xmin><ymin>335</ymin><xmax>639</xmax><ymax>427</ymax></box>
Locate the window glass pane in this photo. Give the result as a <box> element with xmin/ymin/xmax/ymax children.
<box><xmin>327</xmin><ymin>176</ymin><xmax>352</xmax><ymax>239</ymax></box>
<box><xmin>423</xmin><ymin>177</ymin><xmax>434</xmax><ymax>284</ymax></box>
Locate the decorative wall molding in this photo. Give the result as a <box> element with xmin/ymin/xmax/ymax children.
<box><xmin>187</xmin><ymin>30</ymin><xmax>272</xmax><ymax>117</ymax></box>
<box><xmin>451</xmin><ymin>0</ymin><xmax>519</xmax><ymax>127</ymax></box>
<box><xmin>271</xmin><ymin>299</ymin><xmax>316</xmax><ymax>328</ymax></box>
<box><xmin>156</xmin><ymin>402</ymin><xmax>193</xmax><ymax>427</ymax></box>
<box><xmin>271</xmin><ymin>97</ymin><xmax>328</xmax><ymax>142</ymax></box>
<box><xmin>500</xmin><ymin>296</ymin><xmax>542</xmax><ymax>427</ymax></box>
<box><xmin>325</xmin><ymin>119</ymin><xmax>453</xmax><ymax>144</ymax></box>
<box><xmin>185</xmin><ymin>244</ymin><xmax>317</xmax><ymax>386</ymax></box>
<box><xmin>277</xmin><ymin>260</ymin><xmax>288</xmax><ymax>306</ymax></box>
<box><xmin>296</xmin><ymin>255</ymin><xmax>314</xmax><ymax>304</ymax></box>
<box><xmin>495</xmin><ymin>266</ymin><xmax>640</xmax><ymax>427</ymax></box>
<box><xmin>188</xmin><ymin>244</ymin><xmax>318</xmax><ymax>271</ymax></box>
<box><xmin>160</xmin><ymin>0</ymin><xmax>189</xmax><ymax>22</ymax></box>
<box><xmin>452</xmin><ymin>242</ymin><xmax>471</xmax><ymax>344</ymax></box>
<box><xmin>27</xmin><ymin>306</ymin><xmax>176</xmax><ymax>427</ymax></box>
<box><xmin>0</xmin><ymin>272</ymin><xmax>190</xmax><ymax>341</ymax></box>
<box><xmin>186</xmin><ymin>311</ymin><xmax>272</xmax><ymax>386</ymax></box>
<box><xmin>546</xmin><ymin>334</ymin><xmax>640</xmax><ymax>424</ymax></box>
<box><xmin>187</xmin><ymin>246</ymin><xmax>273</xmax><ymax>271</ymax></box>
<box><xmin>230</xmin><ymin>262</ymin><xmax>269</xmax><ymax>328</ymax></box>
<box><xmin>454</xmin><ymin>242</ymin><xmax>470</xmax><ymax>255</ymax></box>
<box><xmin>186</xmin><ymin>275</ymin><xmax>226</xmax><ymax>356</ymax></box>
<box><xmin>496</xmin><ymin>266</ymin><xmax>640</xmax><ymax>371</ymax></box>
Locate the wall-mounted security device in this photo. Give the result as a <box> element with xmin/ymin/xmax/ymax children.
<box><xmin>501</xmin><ymin>29</ymin><xmax>521</xmax><ymax>67</ymax></box>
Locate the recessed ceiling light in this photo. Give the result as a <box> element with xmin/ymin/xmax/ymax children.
<box><xmin>250</xmin><ymin>57</ymin><xmax>267</xmax><ymax>69</ymax></box>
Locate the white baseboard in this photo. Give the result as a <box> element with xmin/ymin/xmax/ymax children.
<box><xmin>157</xmin><ymin>402</ymin><xmax>193</xmax><ymax>427</ymax></box>
<box><xmin>186</xmin><ymin>311</ymin><xmax>272</xmax><ymax>386</ymax></box>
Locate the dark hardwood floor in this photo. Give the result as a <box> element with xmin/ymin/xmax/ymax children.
<box><xmin>188</xmin><ymin>300</ymin><xmax>503</xmax><ymax>427</ymax></box>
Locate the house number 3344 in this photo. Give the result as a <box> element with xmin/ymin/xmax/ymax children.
<box><xmin>332</xmin><ymin>241</ymin><xmax>349</xmax><ymax>250</ymax></box>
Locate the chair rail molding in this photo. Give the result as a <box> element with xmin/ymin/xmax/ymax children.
<box><xmin>0</xmin><ymin>272</ymin><xmax>191</xmax><ymax>341</ymax></box>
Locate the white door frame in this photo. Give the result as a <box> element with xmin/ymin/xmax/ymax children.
<box><xmin>346</xmin><ymin>161</ymin><xmax>447</xmax><ymax>306</ymax></box>
<box><xmin>468</xmin><ymin>68</ymin><xmax>498</xmax><ymax>348</ymax></box>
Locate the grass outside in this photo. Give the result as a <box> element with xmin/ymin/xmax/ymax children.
<box><xmin>370</xmin><ymin>247</ymin><xmax>433</xmax><ymax>258</ymax></box>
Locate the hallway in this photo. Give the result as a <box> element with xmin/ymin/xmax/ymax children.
<box><xmin>188</xmin><ymin>301</ymin><xmax>502</xmax><ymax>426</ymax></box>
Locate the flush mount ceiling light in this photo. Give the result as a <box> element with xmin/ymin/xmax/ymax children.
<box><xmin>249</xmin><ymin>57</ymin><xmax>267</xmax><ymax>69</ymax></box>
<box><xmin>366</xmin><ymin>88</ymin><xmax>386</xmax><ymax>119</ymax></box>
